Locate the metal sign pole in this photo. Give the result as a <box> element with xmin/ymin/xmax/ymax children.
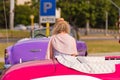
<box><xmin>30</xmin><ymin>15</ymin><xmax>34</xmax><ymax>38</ymax></box>
<box><xmin>46</xmin><ymin>22</ymin><xmax>50</xmax><ymax>37</ymax></box>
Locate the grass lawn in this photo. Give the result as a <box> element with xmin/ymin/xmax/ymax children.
<box><xmin>0</xmin><ymin>42</ymin><xmax>15</xmax><ymax>58</ymax></box>
<box><xmin>85</xmin><ymin>40</ymin><xmax>120</xmax><ymax>54</ymax></box>
<box><xmin>0</xmin><ymin>29</ymin><xmax>29</xmax><ymax>38</ymax></box>
<box><xmin>0</xmin><ymin>62</ymin><xmax>4</xmax><ymax>69</ymax></box>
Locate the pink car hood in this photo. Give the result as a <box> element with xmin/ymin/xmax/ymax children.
<box><xmin>1</xmin><ymin>58</ymin><xmax>120</xmax><ymax>80</ymax></box>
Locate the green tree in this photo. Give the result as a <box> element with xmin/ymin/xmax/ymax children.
<box><xmin>92</xmin><ymin>0</ymin><xmax>110</xmax><ymax>28</ymax></box>
<box><xmin>30</xmin><ymin>0</ymin><xmax>39</xmax><ymax>23</ymax></box>
<box><xmin>14</xmin><ymin>5</ymin><xmax>33</xmax><ymax>25</ymax></box>
<box><xmin>1</xmin><ymin>0</ymin><xmax>120</xmax><ymax>30</ymax></box>
<box><xmin>0</xmin><ymin>0</ymin><xmax>9</xmax><ymax>28</ymax></box>
<box><xmin>14</xmin><ymin>0</ymin><xmax>39</xmax><ymax>26</ymax></box>
<box><xmin>108</xmin><ymin>0</ymin><xmax>120</xmax><ymax>29</ymax></box>
<box><xmin>57</xmin><ymin>0</ymin><xmax>82</xmax><ymax>27</ymax></box>
<box><xmin>57</xmin><ymin>0</ymin><xmax>119</xmax><ymax>29</ymax></box>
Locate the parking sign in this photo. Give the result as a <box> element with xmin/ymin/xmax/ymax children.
<box><xmin>40</xmin><ymin>0</ymin><xmax>56</xmax><ymax>23</ymax></box>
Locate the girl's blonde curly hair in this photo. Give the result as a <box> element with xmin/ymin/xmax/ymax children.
<box><xmin>52</xmin><ymin>18</ymin><xmax>70</xmax><ymax>35</ymax></box>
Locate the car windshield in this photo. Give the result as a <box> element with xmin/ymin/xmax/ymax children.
<box><xmin>33</xmin><ymin>28</ymin><xmax>52</xmax><ymax>38</ymax></box>
<box><xmin>33</xmin><ymin>27</ymin><xmax>77</xmax><ymax>38</ymax></box>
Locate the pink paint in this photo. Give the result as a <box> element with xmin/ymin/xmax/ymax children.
<box><xmin>1</xmin><ymin>59</ymin><xmax>120</xmax><ymax>80</ymax></box>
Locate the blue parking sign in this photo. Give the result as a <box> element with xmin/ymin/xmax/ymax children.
<box><xmin>40</xmin><ymin>0</ymin><xmax>56</xmax><ymax>16</ymax></box>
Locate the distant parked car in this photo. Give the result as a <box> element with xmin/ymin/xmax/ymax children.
<box><xmin>34</xmin><ymin>23</ymin><xmax>40</xmax><ymax>29</ymax></box>
<box><xmin>14</xmin><ymin>24</ymin><xmax>26</xmax><ymax>30</ymax></box>
<box><xmin>26</xmin><ymin>23</ymin><xmax>42</xmax><ymax>30</ymax></box>
<box><xmin>4</xmin><ymin>27</ymin><xmax>88</xmax><ymax>68</ymax></box>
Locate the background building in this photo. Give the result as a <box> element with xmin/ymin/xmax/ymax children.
<box><xmin>16</xmin><ymin>0</ymin><xmax>31</xmax><ymax>5</ymax></box>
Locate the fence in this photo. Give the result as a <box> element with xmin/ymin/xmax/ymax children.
<box><xmin>79</xmin><ymin>28</ymin><xmax>119</xmax><ymax>36</ymax></box>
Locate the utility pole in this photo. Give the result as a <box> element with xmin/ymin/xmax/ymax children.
<box><xmin>10</xmin><ymin>0</ymin><xmax>15</xmax><ymax>30</ymax></box>
<box><xmin>85</xmin><ymin>0</ymin><xmax>90</xmax><ymax>35</ymax></box>
<box><xmin>105</xmin><ymin>11</ymin><xmax>108</xmax><ymax>36</ymax></box>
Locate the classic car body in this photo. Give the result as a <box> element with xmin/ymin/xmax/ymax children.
<box><xmin>4</xmin><ymin>27</ymin><xmax>88</xmax><ymax>68</ymax></box>
<box><xmin>1</xmin><ymin>56</ymin><xmax>120</xmax><ymax>80</ymax></box>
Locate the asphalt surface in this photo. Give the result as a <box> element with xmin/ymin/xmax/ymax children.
<box><xmin>0</xmin><ymin>36</ymin><xmax>119</xmax><ymax>43</ymax></box>
<box><xmin>0</xmin><ymin>38</ymin><xmax>19</xmax><ymax>43</ymax></box>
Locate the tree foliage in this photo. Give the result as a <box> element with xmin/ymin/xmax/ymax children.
<box><xmin>0</xmin><ymin>0</ymin><xmax>9</xmax><ymax>28</ymax></box>
<box><xmin>14</xmin><ymin>0</ymin><xmax>39</xmax><ymax>26</ymax></box>
<box><xmin>57</xmin><ymin>0</ymin><xmax>120</xmax><ymax>29</ymax></box>
<box><xmin>0</xmin><ymin>0</ymin><xmax>120</xmax><ymax>29</ymax></box>
<box><xmin>15</xmin><ymin>5</ymin><xmax>32</xmax><ymax>25</ymax></box>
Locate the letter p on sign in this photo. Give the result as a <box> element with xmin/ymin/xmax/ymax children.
<box><xmin>44</xmin><ymin>2</ymin><xmax>52</xmax><ymax>13</ymax></box>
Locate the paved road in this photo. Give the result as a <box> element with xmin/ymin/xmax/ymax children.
<box><xmin>88</xmin><ymin>52</ymin><xmax>120</xmax><ymax>56</ymax></box>
<box><xmin>81</xmin><ymin>36</ymin><xmax>118</xmax><ymax>40</ymax></box>
<box><xmin>0</xmin><ymin>38</ymin><xmax>19</xmax><ymax>43</ymax></box>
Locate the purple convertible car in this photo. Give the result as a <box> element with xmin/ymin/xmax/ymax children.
<box><xmin>4</xmin><ymin>27</ymin><xmax>88</xmax><ymax>68</ymax></box>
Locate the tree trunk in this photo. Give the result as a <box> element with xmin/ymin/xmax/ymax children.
<box><xmin>85</xmin><ymin>20</ymin><xmax>90</xmax><ymax>35</ymax></box>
